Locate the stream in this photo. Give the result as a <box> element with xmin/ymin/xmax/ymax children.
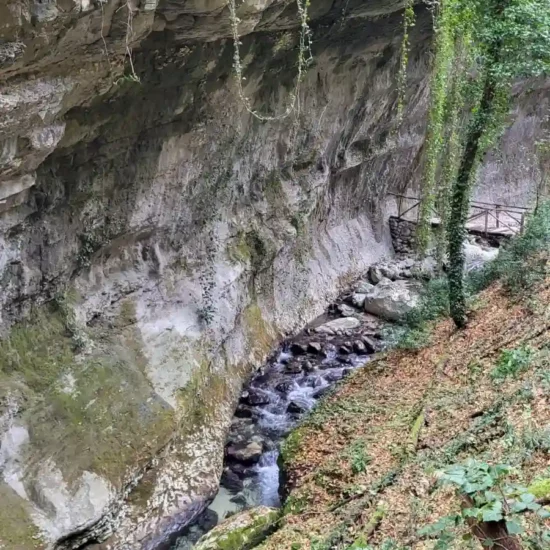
<box><xmin>171</xmin><ymin>304</ymin><xmax>387</xmax><ymax>549</ymax></box>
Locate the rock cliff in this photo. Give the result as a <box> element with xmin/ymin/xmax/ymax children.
<box><xmin>0</xmin><ymin>1</ymin><xmax>545</xmax><ymax>549</ymax></box>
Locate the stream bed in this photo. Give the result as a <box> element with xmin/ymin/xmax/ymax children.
<box><xmin>171</xmin><ymin>304</ymin><xmax>388</xmax><ymax>549</ymax></box>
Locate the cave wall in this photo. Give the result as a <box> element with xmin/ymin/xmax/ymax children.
<box><xmin>0</xmin><ymin>1</ymin><xmax>544</xmax><ymax>549</ymax></box>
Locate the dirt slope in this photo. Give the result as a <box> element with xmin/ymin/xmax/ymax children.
<box><xmin>260</xmin><ymin>280</ymin><xmax>550</xmax><ymax>549</ymax></box>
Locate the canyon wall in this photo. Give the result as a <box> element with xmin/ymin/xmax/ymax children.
<box><xmin>0</xmin><ymin>1</ymin><xmax>545</xmax><ymax>548</ymax></box>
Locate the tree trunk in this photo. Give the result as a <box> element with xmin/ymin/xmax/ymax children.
<box><xmin>447</xmin><ymin>70</ymin><xmax>498</xmax><ymax>328</ymax></box>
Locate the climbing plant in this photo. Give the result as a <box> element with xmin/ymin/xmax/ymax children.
<box><xmin>396</xmin><ymin>0</ymin><xmax>416</xmax><ymax>125</ymax></box>
<box><xmin>228</xmin><ymin>0</ymin><xmax>313</xmax><ymax>121</ymax></box>
<box><xmin>415</xmin><ymin>0</ymin><xmax>550</xmax><ymax>327</ymax></box>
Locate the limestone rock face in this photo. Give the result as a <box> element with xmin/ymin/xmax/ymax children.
<box><xmin>0</xmin><ymin>0</ymin><xmax>544</xmax><ymax>549</ymax></box>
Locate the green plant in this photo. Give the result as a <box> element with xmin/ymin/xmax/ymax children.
<box><xmin>491</xmin><ymin>346</ymin><xmax>534</xmax><ymax>382</ymax></box>
<box><xmin>419</xmin><ymin>459</ymin><xmax>550</xmax><ymax>549</ymax></box>
<box><xmin>346</xmin><ymin>440</ymin><xmax>371</xmax><ymax>475</ymax></box>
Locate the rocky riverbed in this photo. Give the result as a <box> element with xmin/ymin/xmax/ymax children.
<box><xmin>170</xmin><ymin>237</ymin><xmax>500</xmax><ymax>549</ymax></box>
<box><xmin>170</xmin><ymin>254</ymin><xmax>430</xmax><ymax>549</ymax></box>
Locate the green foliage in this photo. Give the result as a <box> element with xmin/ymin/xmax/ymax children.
<box><xmin>415</xmin><ymin>0</ymin><xmax>550</xmax><ymax>327</ymax></box>
<box><xmin>346</xmin><ymin>440</ymin><xmax>371</xmax><ymax>475</ymax></box>
<box><xmin>491</xmin><ymin>345</ymin><xmax>534</xmax><ymax>382</ymax></box>
<box><xmin>419</xmin><ymin>459</ymin><xmax>550</xmax><ymax>548</ymax></box>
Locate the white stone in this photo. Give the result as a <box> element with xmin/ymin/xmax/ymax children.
<box><xmin>363</xmin><ymin>279</ymin><xmax>420</xmax><ymax>321</ymax></box>
<box><xmin>315</xmin><ymin>317</ymin><xmax>361</xmax><ymax>334</ymax></box>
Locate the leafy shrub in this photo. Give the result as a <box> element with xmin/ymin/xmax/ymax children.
<box><xmin>491</xmin><ymin>345</ymin><xmax>534</xmax><ymax>382</ymax></box>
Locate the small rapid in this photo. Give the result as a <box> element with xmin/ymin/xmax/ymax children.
<box><xmin>172</xmin><ymin>316</ymin><xmax>385</xmax><ymax>549</ymax></box>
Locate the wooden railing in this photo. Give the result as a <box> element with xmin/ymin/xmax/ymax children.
<box><xmin>389</xmin><ymin>193</ymin><xmax>531</xmax><ymax>236</ymax></box>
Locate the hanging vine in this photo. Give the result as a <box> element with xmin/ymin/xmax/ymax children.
<box><xmin>396</xmin><ymin>0</ymin><xmax>416</xmax><ymax>125</ymax></box>
<box><xmin>228</xmin><ymin>0</ymin><xmax>313</xmax><ymax>121</ymax></box>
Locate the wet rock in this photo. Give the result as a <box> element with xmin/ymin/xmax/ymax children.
<box><xmin>235</xmin><ymin>404</ymin><xmax>254</xmax><ymax>418</ymax></box>
<box><xmin>221</xmin><ymin>468</ymin><xmax>244</xmax><ymax>492</ymax></box>
<box><xmin>226</xmin><ymin>441</ymin><xmax>263</xmax><ymax>464</ymax></box>
<box><xmin>363</xmin><ymin>279</ymin><xmax>420</xmax><ymax>321</ymax></box>
<box><xmin>285</xmin><ymin>360</ymin><xmax>304</xmax><ymax>374</ymax></box>
<box><xmin>194</xmin><ymin>506</ymin><xmax>279</xmax><ymax>550</ymax></box>
<box><xmin>380</xmin><ymin>264</ymin><xmax>400</xmax><ymax>280</ymax></box>
<box><xmin>290</xmin><ymin>342</ymin><xmax>308</xmax><ymax>355</ymax></box>
<box><xmin>337</xmin><ymin>303</ymin><xmax>358</xmax><ymax>317</ymax></box>
<box><xmin>275</xmin><ymin>381</ymin><xmax>295</xmax><ymax>394</ymax></box>
<box><xmin>339</xmin><ymin>343</ymin><xmax>352</xmax><ymax>354</ymax></box>
<box><xmin>319</xmin><ymin>360</ymin><xmax>341</xmax><ymax>370</ymax></box>
<box><xmin>307</xmin><ymin>342</ymin><xmax>324</xmax><ymax>355</ymax></box>
<box><xmin>337</xmin><ymin>356</ymin><xmax>353</xmax><ymax>365</ymax></box>
<box><xmin>324</xmin><ymin>371</ymin><xmax>343</xmax><ymax>383</ymax></box>
<box><xmin>287</xmin><ymin>401</ymin><xmax>308</xmax><ymax>414</ymax></box>
<box><xmin>315</xmin><ymin>317</ymin><xmax>361</xmax><ymax>335</ymax></box>
<box><xmin>229</xmin><ymin>493</ymin><xmax>248</xmax><ymax>507</ymax></box>
<box><xmin>242</xmin><ymin>389</ymin><xmax>270</xmax><ymax>406</ymax></box>
<box><xmin>353</xmin><ymin>340</ymin><xmax>367</xmax><ymax>354</ymax></box>
<box><xmin>313</xmin><ymin>386</ymin><xmax>332</xmax><ymax>399</ymax></box>
<box><xmin>361</xmin><ymin>336</ymin><xmax>377</xmax><ymax>353</ymax></box>
<box><xmin>304</xmin><ymin>376</ymin><xmax>325</xmax><ymax>388</ymax></box>
<box><xmin>302</xmin><ymin>360</ymin><xmax>315</xmax><ymax>373</ymax></box>
<box><xmin>342</xmin><ymin>368</ymin><xmax>352</xmax><ymax>377</ymax></box>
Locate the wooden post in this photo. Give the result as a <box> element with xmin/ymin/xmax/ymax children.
<box><xmin>398</xmin><ymin>195</ymin><xmax>403</xmax><ymax>219</ymax></box>
<box><xmin>484</xmin><ymin>209</ymin><xmax>489</xmax><ymax>235</ymax></box>
<box><xmin>496</xmin><ymin>205</ymin><xmax>500</xmax><ymax>228</ymax></box>
<box><xmin>520</xmin><ymin>212</ymin><xmax>525</xmax><ymax>234</ymax></box>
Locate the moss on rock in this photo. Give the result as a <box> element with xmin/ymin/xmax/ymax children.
<box><xmin>194</xmin><ymin>506</ymin><xmax>280</xmax><ymax>550</ymax></box>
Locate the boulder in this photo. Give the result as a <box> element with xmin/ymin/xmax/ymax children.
<box><xmin>380</xmin><ymin>264</ymin><xmax>400</xmax><ymax>280</ymax></box>
<box><xmin>351</xmin><ymin>293</ymin><xmax>368</xmax><ymax>308</ymax></box>
<box><xmin>275</xmin><ymin>381</ymin><xmax>294</xmax><ymax>394</ymax></box>
<box><xmin>194</xmin><ymin>506</ymin><xmax>279</xmax><ymax>550</ymax></box>
<box><xmin>307</xmin><ymin>342</ymin><xmax>324</xmax><ymax>355</ymax></box>
<box><xmin>339</xmin><ymin>343</ymin><xmax>352</xmax><ymax>354</ymax></box>
<box><xmin>353</xmin><ymin>340</ymin><xmax>367</xmax><ymax>354</ymax></box>
<box><xmin>241</xmin><ymin>388</ymin><xmax>270</xmax><ymax>406</ymax></box>
<box><xmin>354</xmin><ymin>280</ymin><xmax>375</xmax><ymax>294</ymax></box>
<box><xmin>287</xmin><ymin>401</ymin><xmax>308</xmax><ymax>414</ymax></box>
<box><xmin>314</xmin><ymin>317</ymin><xmax>361</xmax><ymax>335</ymax></box>
<box><xmin>225</xmin><ymin>441</ymin><xmax>263</xmax><ymax>464</ymax></box>
<box><xmin>221</xmin><ymin>468</ymin><xmax>244</xmax><ymax>492</ymax></box>
<box><xmin>361</xmin><ymin>336</ymin><xmax>377</xmax><ymax>353</ymax></box>
<box><xmin>368</xmin><ymin>265</ymin><xmax>384</xmax><ymax>284</ymax></box>
<box><xmin>290</xmin><ymin>342</ymin><xmax>308</xmax><ymax>355</ymax></box>
<box><xmin>363</xmin><ymin>279</ymin><xmax>420</xmax><ymax>321</ymax></box>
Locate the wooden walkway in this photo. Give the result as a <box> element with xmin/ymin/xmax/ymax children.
<box><xmin>389</xmin><ymin>193</ymin><xmax>531</xmax><ymax>237</ymax></box>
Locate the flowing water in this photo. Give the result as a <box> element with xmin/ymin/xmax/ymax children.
<box><xmin>171</xmin><ymin>333</ymin><xmax>380</xmax><ymax>549</ymax></box>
